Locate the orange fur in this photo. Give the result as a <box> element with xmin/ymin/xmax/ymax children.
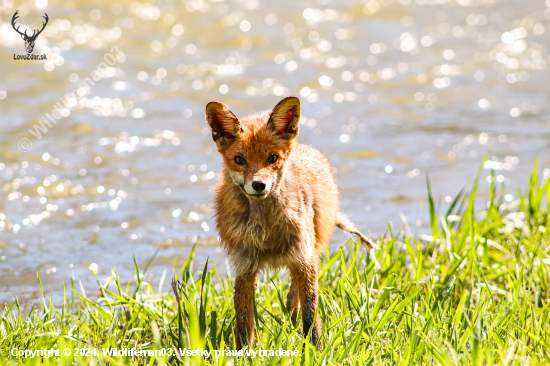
<box><xmin>206</xmin><ymin>96</ymin><xmax>372</xmax><ymax>349</ymax></box>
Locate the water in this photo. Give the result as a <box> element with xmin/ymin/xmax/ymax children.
<box><xmin>1</xmin><ymin>0</ymin><xmax>549</xmax><ymax>306</ymax></box>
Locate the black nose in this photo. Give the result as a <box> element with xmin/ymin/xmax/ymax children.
<box><xmin>252</xmin><ymin>181</ymin><xmax>266</xmax><ymax>192</ymax></box>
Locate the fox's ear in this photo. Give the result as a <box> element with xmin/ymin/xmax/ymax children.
<box><xmin>205</xmin><ymin>101</ymin><xmax>243</xmax><ymax>146</ymax></box>
<box><xmin>267</xmin><ymin>96</ymin><xmax>301</xmax><ymax>139</ymax></box>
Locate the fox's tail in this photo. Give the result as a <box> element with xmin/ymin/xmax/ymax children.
<box><xmin>335</xmin><ymin>212</ymin><xmax>378</xmax><ymax>251</ymax></box>
<box><xmin>336</xmin><ymin>212</ymin><xmax>380</xmax><ymax>268</ymax></box>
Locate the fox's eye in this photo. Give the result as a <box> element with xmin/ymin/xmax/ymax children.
<box><xmin>267</xmin><ymin>154</ymin><xmax>278</xmax><ymax>164</ymax></box>
<box><xmin>234</xmin><ymin>156</ymin><xmax>246</xmax><ymax>165</ymax></box>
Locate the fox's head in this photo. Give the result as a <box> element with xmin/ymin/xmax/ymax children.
<box><xmin>206</xmin><ymin>96</ymin><xmax>301</xmax><ymax>201</ymax></box>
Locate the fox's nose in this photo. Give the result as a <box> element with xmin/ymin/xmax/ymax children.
<box><xmin>252</xmin><ymin>181</ymin><xmax>266</xmax><ymax>192</ymax></box>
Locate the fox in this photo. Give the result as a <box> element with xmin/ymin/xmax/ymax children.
<box><xmin>205</xmin><ymin>96</ymin><xmax>376</xmax><ymax>349</ymax></box>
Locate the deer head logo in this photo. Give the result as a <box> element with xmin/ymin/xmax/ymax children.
<box><xmin>12</xmin><ymin>11</ymin><xmax>49</xmax><ymax>54</ymax></box>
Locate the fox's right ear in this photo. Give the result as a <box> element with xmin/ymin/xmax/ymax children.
<box><xmin>205</xmin><ymin>101</ymin><xmax>243</xmax><ymax>147</ymax></box>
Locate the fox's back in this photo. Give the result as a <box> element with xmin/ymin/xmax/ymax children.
<box><xmin>282</xmin><ymin>143</ymin><xmax>339</xmax><ymax>233</ymax></box>
<box><xmin>284</xmin><ymin>143</ymin><xmax>340</xmax><ymax>250</ymax></box>
<box><xmin>289</xmin><ymin>143</ymin><xmax>338</xmax><ymax>196</ymax></box>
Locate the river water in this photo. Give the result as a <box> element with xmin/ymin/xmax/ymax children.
<box><xmin>0</xmin><ymin>0</ymin><xmax>549</xmax><ymax>306</ymax></box>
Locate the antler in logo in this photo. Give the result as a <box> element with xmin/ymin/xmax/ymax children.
<box><xmin>12</xmin><ymin>11</ymin><xmax>49</xmax><ymax>54</ymax></box>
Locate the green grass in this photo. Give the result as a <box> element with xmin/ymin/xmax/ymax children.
<box><xmin>2</xmin><ymin>158</ymin><xmax>550</xmax><ymax>365</ymax></box>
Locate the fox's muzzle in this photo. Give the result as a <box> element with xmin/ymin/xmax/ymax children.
<box><xmin>244</xmin><ymin>179</ymin><xmax>272</xmax><ymax>198</ymax></box>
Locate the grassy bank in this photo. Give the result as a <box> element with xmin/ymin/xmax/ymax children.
<box><xmin>1</xmin><ymin>160</ymin><xmax>550</xmax><ymax>365</ymax></box>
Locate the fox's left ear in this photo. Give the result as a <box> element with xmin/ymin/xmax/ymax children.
<box><xmin>267</xmin><ymin>96</ymin><xmax>301</xmax><ymax>139</ymax></box>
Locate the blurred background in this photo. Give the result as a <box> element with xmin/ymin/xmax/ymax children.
<box><xmin>0</xmin><ymin>0</ymin><xmax>549</xmax><ymax>306</ymax></box>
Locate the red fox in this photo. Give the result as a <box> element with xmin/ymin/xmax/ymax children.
<box><xmin>206</xmin><ymin>96</ymin><xmax>376</xmax><ymax>349</ymax></box>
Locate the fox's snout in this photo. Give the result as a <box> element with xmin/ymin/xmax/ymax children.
<box><xmin>228</xmin><ymin>169</ymin><xmax>275</xmax><ymax>199</ymax></box>
<box><xmin>245</xmin><ymin>179</ymin><xmax>272</xmax><ymax>197</ymax></box>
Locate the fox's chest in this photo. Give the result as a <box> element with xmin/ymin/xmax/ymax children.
<box><xmin>219</xmin><ymin>194</ymin><xmax>302</xmax><ymax>248</ymax></box>
<box><xmin>243</xmin><ymin>201</ymin><xmax>294</xmax><ymax>246</ymax></box>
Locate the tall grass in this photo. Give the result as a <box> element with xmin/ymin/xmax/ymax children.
<box><xmin>1</xmin><ymin>160</ymin><xmax>550</xmax><ymax>365</ymax></box>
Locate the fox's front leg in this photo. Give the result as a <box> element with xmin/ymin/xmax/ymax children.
<box><xmin>286</xmin><ymin>274</ymin><xmax>300</xmax><ymax>325</ymax></box>
<box><xmin>234</xmin><ymin>273</ymin><xmax>257</xmax><ymax>349</ymax></box>
<box><xmin>294</xmin><ymin>262</ymin><xmax>321</xmax><ymax>346</ymax></box>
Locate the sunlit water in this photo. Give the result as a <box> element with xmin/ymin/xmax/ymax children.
<box><xmin>1</xmin><ymin>0</ymin><xmax>549</xmax><ymax>306</ymax></box>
